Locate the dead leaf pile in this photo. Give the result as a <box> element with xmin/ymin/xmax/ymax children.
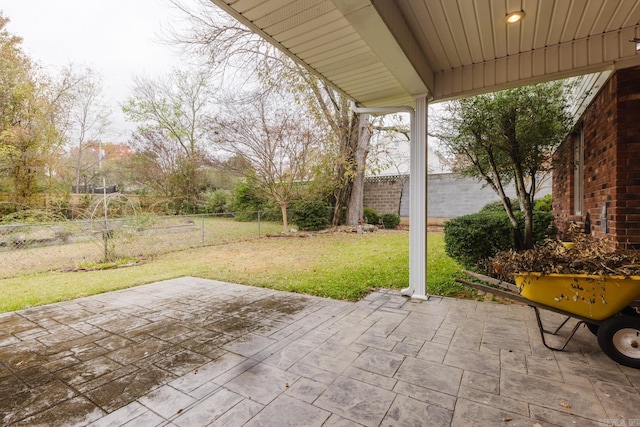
<box><xmin>489</xmin><ymin>225</ymin><xmax>640</xmax><ymax>279</ymax></box>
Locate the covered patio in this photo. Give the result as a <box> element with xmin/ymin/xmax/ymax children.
<box><xmin>207</xmin><ymin>0</ymin><xmax>640</xmax><ymax>299</ymax></box>
<box><xmin>2</xmin><ymin>1</ymin><xmax>640</xmax><ymax>425</ymax></box>
<box><xmin>1</xmin><ymin>278</ymin><xmax>639</xmax><ymax>426</ymax></box>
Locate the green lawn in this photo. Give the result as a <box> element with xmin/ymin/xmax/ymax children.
<box><xmin>0</xmin><ymin>230</ymin><xmax>467</xmax><ymax>313</ymax></box>
<box><xmin>426</xmin><ymin>232</ymin><xmax>474</xmax><ymax>297</ymax></box>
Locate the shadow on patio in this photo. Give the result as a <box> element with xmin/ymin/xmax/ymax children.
<box><xmin>1</xmin><ymin>277</ymin><xmax>638</xmax><ymax>426</ymax></box>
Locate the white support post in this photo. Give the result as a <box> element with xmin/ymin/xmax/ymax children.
<box><xmin>348</xmin><ymin>100</ymin><xmax>428</xmax><ymax>299</ymax></box>
<box><xmin>401</xmin><ymin>95</ymin><xmax>428</xmax><ymax>299</ymax></box>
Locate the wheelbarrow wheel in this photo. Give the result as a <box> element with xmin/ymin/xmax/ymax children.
<box><xmin>586</xmin><ymin>306</ymin><xmax>639</xmax><ymax>336</ymax></box>
<box><xmin>597</xmin><ymin>315</ymin><xmax>640</xmax><ymax>368</ymax></box>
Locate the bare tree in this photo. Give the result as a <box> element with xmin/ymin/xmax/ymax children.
<box><xmin>61</xmin><ymin>66</ymin><xmax>111</xmax><ymax>192</ymax></box>
<box><xmin>166</xmin><ymin>0</ymin><xmax>372</xmax><ymax>226</ymax></box>
<box><xmin>122</xmin><ymin>67</ymin><xmax>216</xmax><ymax>212</ymax></box>
<box><xmin>215</xmin><ymin>91</ymin><xmax>321</xmax><ymax>232</ymax></box>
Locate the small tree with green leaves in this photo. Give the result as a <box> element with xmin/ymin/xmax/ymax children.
<box><xmin>434</xmin><ymin>81</ymin><xmax>572</xmax><ymax>250</ymax></box>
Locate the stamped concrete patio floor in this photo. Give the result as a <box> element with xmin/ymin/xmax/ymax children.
<box><xmin>1</xmin><ymin>277</ymin><xmax>639</xmax><ymax>426</ymax></box>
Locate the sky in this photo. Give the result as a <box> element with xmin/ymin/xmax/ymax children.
<box><xmin>0</xmin><ymin>1</ymin><xmax>439</xmax><ymax>169</ymax></box>
<box><xmin>1</xmin><ymin>0</ymin><xmax>198</xmax><ymax>141</ymax></box>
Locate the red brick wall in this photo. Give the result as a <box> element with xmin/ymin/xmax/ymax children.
<box><xmin>615</xmin><ymin>67</ymin><xmax>640</xmax><ymax>248</ymax></box>
<box><xmin>582</xmin><ymin>72</ymin><xmax>618</xmax><ymax>243</ymax></box>
<box><xmin>552</xmin><ymin>131</ymin><xmax>576</xmax><ymax>236</ymax></box>
<box><xmin>553</xmin><ymin>67</ymin><xmax>640</xmax><ymax>248</ymax></box>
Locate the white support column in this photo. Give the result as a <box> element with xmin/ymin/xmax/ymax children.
<box><xmin>401</xmin><ymin>95</ymin><xmax>428</xmax><ymax>300</ymax></box>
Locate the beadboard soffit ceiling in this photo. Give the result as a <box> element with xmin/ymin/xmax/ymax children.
<box><xmin>210</xmin><ymin>0</ymin><xmax>640</xmax><ymax>107</ymax></box>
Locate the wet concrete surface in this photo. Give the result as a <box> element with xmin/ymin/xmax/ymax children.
<box><xmin>1</xmin><ymin>277</ymin><xmax>639</xmax><ymax>426</ymax></box>
<box><xmin>0</xmin><ymin>278</ymin><xmax>311</xmax><ymax>426</ymax></box>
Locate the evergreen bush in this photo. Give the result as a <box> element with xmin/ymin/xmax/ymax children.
<box><xmin>363</xmin><ymin>207</ymin><xmax>379</xmax><ymax>225</ymax></box>
<box><xmin>534</xmin><ymin>194</ymin><xmax>552</xmax><ymax>212</ymax></box>
<box><xmin>291</xmin><ymin>200</ymin><xmax>330</xmax><ymax>231</ymax></box>
<box><xmin>479</xmin><ymin>198</ymin><xmax>521</xmax><ymax>213</ymax></box>
<box><xmin>444</xmin><ymin>212</ymin><xmax>513</xmax><ymax>269</ymax></box>
<box><xmin>198</xmin><ymin>189</ymin><xmax>229</xmax><ymax>214</ymax></box>
<box><xmin>230</xmin><ymin>181</ymin><xmax>270</xmax><ymax>221</ymax></box>
<box><xmin>380</xmin><ymin>213</ymin><xmax>401</xmax><ymax>229</ymax></box>
<box><xmin>444</xmin><ymin>210</ymin><xmax>556</xmax><ymax>269</ymax></box>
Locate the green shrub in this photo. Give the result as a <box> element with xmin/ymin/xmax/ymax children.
<box><xmin>479</xmin><ymin>198</ymin><xmax>521</xmax><ymax>213</ymax></box>
<box><xmin>199</xmin><ymin>189</ymin><xmax>230</xmax><ymax>214</ymax></box>
<box><xmin>481</xmin><ymin>195</ymin><xmax>553</xmax><ymax>213</ymax></box>
<box><xmin>291</xmin><ymin>200</ymin><xmax>330</xmax><ymax>231</ymax></box>
<box><xmin>260</xmin><ymin>204</ymin><xmax>283</xmax><ymax>222</ymax></box>
<box><xmin>231</xmin><ymin>181</ymin><xmax>262</xmax><ymax>211</ymax></box>
<box><xmin>534</xmin><ymin>194</ymin><xmax>552</xmax><ymax>212</ymax></box>
<box><xmin>444</xmin><ymin>210</ymin><xmax>556</xmax><ymax>269</ymax></box>
<box><xmin>363</xmin><ymin>207</ymin><xmax>379</xmax><ymax>225</ymax></box>
<box><xmin>230</xmin><ymin>181</ymin><xmax>272</xmax><ymax>221</ymax></box>
<box><xmin>444</xmin><ymin>212</ymin><xmax>513</xmax><ymax>269</ymax></box>
<box><xmin>530</xmin><ymin>210</ymin><xmax>557</xmax><ymax>242</ymax></box>
<box><xmin>380</xmin><ymin>213</ymin><xmax>401</xmax><ymax>229</ymax></box>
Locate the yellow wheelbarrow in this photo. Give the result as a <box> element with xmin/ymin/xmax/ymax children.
<box><xmin>456</xmin><ymin>271</ymin><xmax>640</xmax><ymax>369</ymax></box>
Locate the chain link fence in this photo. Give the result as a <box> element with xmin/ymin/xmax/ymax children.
<box><xmin>0</xmin><ymin>212</ymin><xmax>284</xmax><ymax>279</ymax></box>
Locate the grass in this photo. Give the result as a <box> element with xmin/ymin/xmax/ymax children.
<box><xmin>0</xmin><ymin>230</ymin><xmax>467</xmax><ymax>313</ymax></box>
<box><xmin>0</xmin><ymin>216</ymin><xmax>284</xmax><ymax>279</ymax></box>
<box><xmin>426</xmin><ymin>233</ymin><xmax>473</xmax><ymax>297</ymax></box>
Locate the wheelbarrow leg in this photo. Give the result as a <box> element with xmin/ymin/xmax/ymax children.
<box><xmin>548</xmin><ymin>314</ymin><xmax>573</xmax><ymax>335</ymax></box>
<box><xmin>533</xmin><ymin>306</ymin><xmax>586</xmax><ymax>351</ymax></box>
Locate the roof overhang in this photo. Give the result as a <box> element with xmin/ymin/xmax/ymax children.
<box><xmin>211</xmin><ymin>0</ymin><xmax>640</xmax><ymax>107</ymax></box>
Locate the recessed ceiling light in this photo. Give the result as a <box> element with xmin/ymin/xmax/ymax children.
<box><xmin>506</xmin><ymin>11</ymin><xmax>525</xmax><ymax>24</ymax></box>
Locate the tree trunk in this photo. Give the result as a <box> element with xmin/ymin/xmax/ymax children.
<box><xmin>502</xmin><ymin>197</ymin><xmax>524</xmax><ymax>250</ymax></box>
<box><xmin>346</xmin><ymin>114</ymin><xmax>372</xmax><ymax>226</ymax></box>
<box><xmin>75</xmin><ymin>147</ymin><xmax>84</xmax><ymax>192</ymax></box>
<box><xmin>516</xmin><ymin>191</ymin><xmax>534</xmax><ymax>249</ymax></box>
<box><xmin>280</xmin><ymin>203</ymin><xmax>289</xmax><ymax>233</ymax></box>
<box><xmin>397</xmin><ymin>176</ymin><xmax>408</xmax><ymax>216</ymax></box>
<box><xmin>330</xmin><ymin>112</ymin><xmax>359</xmax><ymax>227</ymax></box>
<box><xmin>480</xmin><ymin>145</ymin><xmax>524</xmax><ymax>250</ymax></box>
<box><xmin>511</xmin><ymin>152</ymin><xmax>534</xmax><ymax>249</ymax></box>
<box><xmin>523</xmin><ymin>208</ymin><xmax>533</xmax><ymax>249</ymax></box>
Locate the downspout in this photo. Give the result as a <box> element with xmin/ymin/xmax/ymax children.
<box><xmin>350</xmin><ymin>101</ymin><xmax>428</xmax><ymax>300</ymax></box>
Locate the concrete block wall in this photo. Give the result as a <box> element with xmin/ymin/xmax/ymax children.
<box><xmin>363</xmin><ymin>176</ymin><xmax>407</xmax><ymax>216</ymax></box>
<box><xmin>364</xmin><ymin>173</ymin><xmax>551</xmax><ymax>220</ymax></box>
